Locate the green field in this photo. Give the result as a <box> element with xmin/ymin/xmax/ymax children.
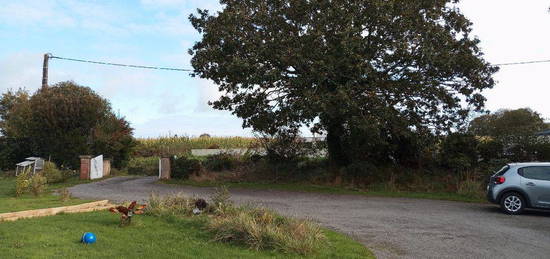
<box><xmin>0</xmin><ymin>177</ymin><xmax>91</xmax><ymax>213</ymax></box>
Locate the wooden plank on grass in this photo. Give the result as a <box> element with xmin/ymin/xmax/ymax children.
<box><xmin>0</xmin><ymin>200</ymin><xmax>112</xmax><ymax>222</ymax></box>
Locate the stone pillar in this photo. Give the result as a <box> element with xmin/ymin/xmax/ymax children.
<box><xmin>159</xmin><ymin>157</ymin><xmax>171</xmax><ymax>179</ymax></box>
<box><xmin>79</xmin><ymin>155</ymin><xmax>92</xmax><ymax>180</ymax></box>
<box><xmin>103</xmin><ymin>158</ymin><xmax>111</xmax><ymax>177</ymax></box>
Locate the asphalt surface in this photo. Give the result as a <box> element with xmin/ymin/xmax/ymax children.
<box><xmin>69</xmin><ymin>176</ymin><xmax>550</xmax><ymax>259</ymax></box>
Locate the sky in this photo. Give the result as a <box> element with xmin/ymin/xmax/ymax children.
<box><xmin>0</xmin><ymin>0</ymin><xmax>549</xmax><ymax>138</ymax></box>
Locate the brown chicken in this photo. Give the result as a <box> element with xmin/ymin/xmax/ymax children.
<box><xmin>108</xmin><ymin>201</ymin><xmax>146</xmax><ymax>226</ymax></box>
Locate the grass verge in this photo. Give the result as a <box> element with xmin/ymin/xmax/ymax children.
<box><xmin>0</xmin><ymin>211</ymin><xmax>373</xmax><ymax>258</ymax></box>
<box><xmin>162</xmin><ymin>179</ymin><xmax>486</xmax><ymax>203</ymax></box>
<box><xmin>0</xmin><ymin>176</ymin><xmax>92</xmax><ymax>213</ymax></box>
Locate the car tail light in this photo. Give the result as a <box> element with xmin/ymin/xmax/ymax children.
<box><xmin>495</xmin><ymin>176</ymin><xmax>506</xmax><ymax>184</ymax></box>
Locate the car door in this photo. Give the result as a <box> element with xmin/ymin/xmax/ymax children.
<box><xmin>519</xmin><ymin>166</ymin><xmax>550</xmax><ymax>208</ymax></box>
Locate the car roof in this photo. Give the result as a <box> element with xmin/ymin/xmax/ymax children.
<box><xmin>508</xmin><ymin>162</ymin><xmax>550</xmax><ymax>167</ymax></box>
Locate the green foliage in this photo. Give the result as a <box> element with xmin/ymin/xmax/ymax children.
<box><xmin>204</xmin><ymin>153</ymin><xmax>237</xmax><ymax>171</ymax></box>
<box><xmin>127</xmin><ymin>157</ymin><xmax>158</xmax><ymax>176</ymax></box>
<box><xmin>343</xmin><ymin>161</ymin><xmax>378</xmax><ymax>179</ymax></box>
<box><xmin>15</xmin><ymin>169</ymin><xmax>31</xmax><ymax>197</ymax></box>
<box><xmin>469</xmin><ymin>108</ymin><xmax>550</xmax><ymax>161</ymax></box>
<box><xmin>0</xmin><ymin>82</ymin><xmax>135</xmax><ymax>169</ymax></box>
<box><xmin>257</xmin><ymin>129</ymin><xmax>314</xmax><ymax>163</ymax></box>
<box><xmin>438</xmin><ymin>133</ymin><xmax>479</xmax><ymax>171</ymax></box>
<box><xmin>469</xmin><ymin>108</ymin><xmax>546</xmax><ymax>137</ymax></box>
<box><xmin>171</xmin><ymin>156</ymin><xmax>203</xmax><ymax>179</ymax></box>
<box><xmin>190</xmin><ymin>0</ymin><xmax>498</xmax><ymax>166</ymax></box>
<box><xmin>42</xmin><ymin>161</ymin><xmax>64</xmax><ymax>184</ymax></box>
<box><xmin>29</xmin><ymin>173</ymin><xmax>47</xmax><ymax>197</ymax></box>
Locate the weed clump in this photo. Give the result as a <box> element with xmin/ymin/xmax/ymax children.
<box><xmin>208</xmin><ymin>207</ymin><xmax>325</xmax><ymax>255</ymax></box>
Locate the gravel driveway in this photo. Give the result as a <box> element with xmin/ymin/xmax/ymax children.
<box><xmin>69</xmin><ymin>176</ymin><xmax>550</xmax><ymax>259</ymax></box>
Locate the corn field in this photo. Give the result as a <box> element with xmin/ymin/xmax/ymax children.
<box><xmin>134</xmin><ymin>136</ymin><xmax>257</xmax><ymax>157</ymax></box>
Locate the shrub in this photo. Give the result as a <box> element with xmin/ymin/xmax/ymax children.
<box><xmin>172</xmin><ymin>156</ymin><xmax>203</xmax><ymax>179</ymax></box>
<box><xmin>257</xmin><ymin>129</ymin><xmax>312</xmax><ymax>163</ymax></box>
<box><xmin>15</xmin><ymin>169</ymin><xmax>31</xmax><ymax>197</ymax></box>
<box><xmin>204</xmin><ymin>153</ymin><xmax>236</xmax><ymax>172</ymax></box>
<box><xmin>343</xmin><ymin>161</ymin><xmax>377</xmax><ymax>179</ymax></box>
<box><xmin>42</xmin><ymin>161</ymin><xmax>65</xmax><ymax>183</ymax></box>
<box><xmin>438</xmin><ymin>133</ymin><xmax>479</xmax><ymax>171</ymax></box>
<box><xmin>127</xmin><ymin>157</ymin><xmax>158</xmax><ymax>175</ymax></box>
<box><xmin>29</xmin><ymin>173</ymin><xmax>47</xmax><ymax>196</ymax></box>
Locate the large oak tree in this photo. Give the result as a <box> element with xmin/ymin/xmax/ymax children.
<box><xmin>189</xmin><ymin>0</ymin><xmax>498</xmax><ymax>166</ymax></box>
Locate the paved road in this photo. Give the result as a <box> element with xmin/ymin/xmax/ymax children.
<box><xmin>69</xmin><ymin>176</ymin><xmax>550</xmax><ymax>259</ymax></box>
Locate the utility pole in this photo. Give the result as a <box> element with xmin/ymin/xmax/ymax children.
<box><xmin>42</xmin><ymin>53</ymin><xmax>50</xmax><ymax>89</ymax></box>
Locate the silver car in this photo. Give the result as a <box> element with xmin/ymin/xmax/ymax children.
<box><xmin>487</xmin><ymin>162</ymin><xmax>550</xmax><ymax>214</ymax></box>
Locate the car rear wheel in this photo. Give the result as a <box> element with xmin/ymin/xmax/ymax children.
<box><xmin>500</xmin><ymin>192</ymin><xmax>525</xmax><ymax>215</ymax></box>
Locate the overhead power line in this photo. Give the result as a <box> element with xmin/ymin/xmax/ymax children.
<box><xmin>49</xmin><ymin>54</ymin><xmax>194</xmax><ymax>72</ymax></box>
<box><xmin>47</xmin><ymin>54</ymin><xmax>550</xmax><ymax>74</ymax></box>
<box><xmin>493</xmin><ymin>59</ymin><xmax>550</xmax><ymax>66</ymax></box>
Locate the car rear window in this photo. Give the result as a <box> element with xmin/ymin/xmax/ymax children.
<box><xmin>494</xmin><ymin>165</ymin><xmax>510</xmax><ymax>176</ymax></box>
<box><xmin>518</xmin><ymin>166</ymin><xmax>550</xmax><ymax>181</ymax></box>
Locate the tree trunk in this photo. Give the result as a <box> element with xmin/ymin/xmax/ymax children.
<box><xmin>326</xmin><ymin>121</ymin><xmax>350</xmax><ymax>167</ymax></box>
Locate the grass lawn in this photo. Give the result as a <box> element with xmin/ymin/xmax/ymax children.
<box><xmin>0</xmin><ymin>176</ymin><xmax>92</xmax><ymax>213</ymax></box>
<box><xmin>163</xmin><ymin>179</ymin><xmax>485</xmax><ymax>203</ymax></box>
<box><xmin>0</xmin><ymin>211</ymin><xmax>374</xmax><ymax>258</ymax></box>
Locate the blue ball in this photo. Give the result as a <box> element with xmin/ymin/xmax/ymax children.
<box><xmin>81</xmin><ymin>232</ymin><xmax>97</xmax><ymax>244</ymax></box>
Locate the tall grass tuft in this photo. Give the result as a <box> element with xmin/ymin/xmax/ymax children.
<box><xmin>146</xmin><ymin>192</ymin><xmax>197</xmax><ymax>217</ymax></box>
<box><xmin>208</xmin><ymin>207</ymin><xmax>325</xmax><ymax>255</ymax></box>
<box><xmin>146</xmin><ymin>189</ymin><xmax>326</xmax><ymax>255</ymax></box>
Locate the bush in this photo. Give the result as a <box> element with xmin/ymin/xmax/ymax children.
<box><xmin>204</xmin><ymin>153</ymin><xmax>236</xmax><ymax>172</ymax></box>
<box><xmin>343</xmin><ymin>161</ymin><xmax>377</xmax><ymax>179</ymax></box>
<box><xmin>127</xmin><ymin>157</ymin><xmax>158</xmax><ymax>175</ymax></box>
<box><xmin>257</xmin><ymin>129</ymin><xmax>312</xmax><ymax>163</ymax></box>
<box><xmin>172</xmin><ymin>156</ymin><xmax>203</xmax><ymax>179</ymax></box>
<box><xmin>42</xmin><ymin>161</ymin><xmax>64</xmax><ymax>183</ymax></box>
<box><xmin>15</xmin><ymin>169</ymin><xmax>31</xmax><ymax>197</ymax></box>
<box><xmin>438</xmin><ymin>133</ymin><xmax>479</xmax><ymax>171</ymax></box>
<box><xmin>29</xmin><ymin>173</ymin><xmax>47</xmax><ymax>196</ymax></box>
